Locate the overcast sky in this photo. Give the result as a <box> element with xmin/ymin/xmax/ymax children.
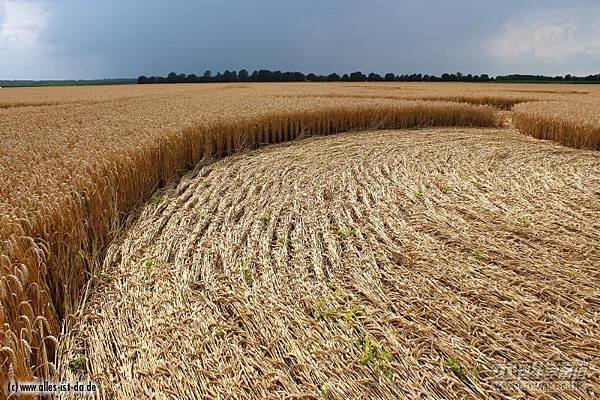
<box><xmin>1</xmin><ymin>0</ymin><xmax>599</xmax><ymax>80</ymax></box>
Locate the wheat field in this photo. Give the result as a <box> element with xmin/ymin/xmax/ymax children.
<box><xmin>1</xmin><ymin>82</ymin><xmax>599</xmax><ymax>399</ymax></box>
<box><xmin>60</xmin><ymin>128</ymin><xmax>599</xmax><ymax>399</ymax></box>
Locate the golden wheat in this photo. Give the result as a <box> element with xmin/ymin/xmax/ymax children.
<box><xmin>514</xmin><ymin>100</ymin><xmax>600</xmax><ymax>149</ymax></box>
<box><xmin>59</xmin><ymin>127</ymin><xmax>600</xmax><ymax>399</ymax></box>
<box><xmin>0</xmin><ymin>91</ymin><xmax>497</xmax><ymax>390</ymax></box>
<box><xmin>277</xmin><ymin>93</ymin><xmax>536</xmax><ymax>109</ymax></box>
<box><xmin>0</xmin><ymin>82</ymin><xmax>598</xmax><ymax>397</ymax></box>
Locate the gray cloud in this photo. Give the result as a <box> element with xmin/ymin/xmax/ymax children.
<box><xmin>486</xmin><ymin>6</ymin><xmax>600</xmax><ymax>75</ymax></box>
<box><xmin>0</xmin><ymin>0</ymin><xmax>598</xmax><ymax>79</ymax></box>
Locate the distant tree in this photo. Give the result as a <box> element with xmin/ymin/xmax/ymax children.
<box><xmin>238</xmin><ymin>69</ymin><xmax>249</xmax><ymax>81</ymax></box>
<box><xmin>384</xmin><ymin>73</ymin><xmax>395</xmax><ymax>81</ymax></box>
<box><xmin>137</xmin><ymin>75</ymin><xmax>149</xmax><ymax>84</ymax></box>
<box><xmin>292</xmin><ymin>72</ymin><xmax>306</xmax><ymax>81</ymax></box>
<box><xmin>254</xmin><ymin>69</ymin><xmax>274</xmax><ymax>81</ymax></box>
<box><xmin>167</xmin><ymin>72</ymin><xmax>178</xmax><ymax>83</ymax></box>
<box><xmin>349</xmin><ymin>71</ymin><xmax>367</xmax><ymax>82</ymax></box>
<box><xmin>272</xmin><ymin>70</ymin><xmax>283</xmax><ymax>81</ymax></box>
<box><xmin>201</xmin><ymin>70</ymin><xmax>212</xmax><ymax>82</ymax></box>
<box><xmin>327</xmin><ymin>73</ymin><xmax>341</xmax><ymax>82</ymax></box>
<box><xmin>222</xmin><ymin>70</ymin><xmax>238</xmax><ymax>82</ymax></box>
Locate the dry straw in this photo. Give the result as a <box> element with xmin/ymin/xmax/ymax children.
<box><xmin>1</xmin><ymin>82</ymin><xmax>598</xmax><ymax>396</ymax></box>
<box><xmin>60</xmin><ymin>128</ymin><xmax>599</xmax><ymax>399</ymax></box>
<box><xmin>1</xmin><ymin>100</ymin><xmax>496</xmax><ymax>388</ymax></box>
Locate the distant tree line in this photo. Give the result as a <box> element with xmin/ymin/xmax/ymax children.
<box><xmin>494</xmin><ymin>74</ymin><xmax>600</xmax><ymax>82</ymax></box>
<box><xmin>137</xmin><ymin>70</ymin><xmax>600</xmax><ymax>84</ymax></box>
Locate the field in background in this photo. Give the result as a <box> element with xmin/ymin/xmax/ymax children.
<box><xmin>1</xmin><ymin>82</ymin><xmax>599</xmax><ymax>398</ymax></box>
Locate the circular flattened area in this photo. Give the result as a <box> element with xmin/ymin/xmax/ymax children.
<box><xmin>63</xmin><ymin>128</ymin><xmax>600</xmax><ymax>399</ymax></box>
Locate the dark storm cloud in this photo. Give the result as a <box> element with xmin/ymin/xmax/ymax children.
<box><xmin>0</xmin><ymin>0</ymin><xmax>599</xmax><ymax>79</ymax></box>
